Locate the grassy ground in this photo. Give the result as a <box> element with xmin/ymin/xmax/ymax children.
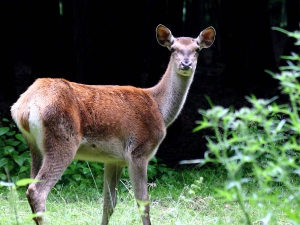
<box><xmin>0</xmin><ymin>166</ymin><xmax>295</xmax><ymax>225</ymax></box>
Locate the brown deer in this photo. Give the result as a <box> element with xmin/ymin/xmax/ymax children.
<box><xmin>11</xmin><ymin>24</ymin><xmax>215</xmax><ymax>225</ymax></box>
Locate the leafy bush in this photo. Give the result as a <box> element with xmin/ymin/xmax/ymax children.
<box><xmin>190</xmin><ymin>28</ymin><xmax>300</xmax><ymax>224</ymax></box>
<box><xmin>56</xmin><ymin>160</ymin><xmax>105</xmax><ymax>191</ymax></box>
<box><xmin>0</xmin><ymin>118</ymin><xmax>30</xmax><ymax>183</ymax></box>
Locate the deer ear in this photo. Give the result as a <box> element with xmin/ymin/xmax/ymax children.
<box><xmin>156</xmin><ymin>24</ymin><xmax>174</xmax><ymax>47</ymax></box>
<box><xmin>197</xmin><ymin>26</ymin><xmax>216</xmax><ymax>48</ymax></box>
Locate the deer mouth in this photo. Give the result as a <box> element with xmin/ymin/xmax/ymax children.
<box><xmin>177</xmin><ymin>68</ymin><xmax>193</xmax><ymax>76</ymax></box>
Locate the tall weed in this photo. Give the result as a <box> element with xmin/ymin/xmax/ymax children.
<box><xmin>188</xmin><ymin>28</ymin><xmax>300</xmax><ymax>224</ymax></box>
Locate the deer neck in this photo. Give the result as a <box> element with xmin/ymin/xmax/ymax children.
<box><xmin>145</xmin><ymin>60</ymin><xmax>194</xmax><ymax>127</ymax></box>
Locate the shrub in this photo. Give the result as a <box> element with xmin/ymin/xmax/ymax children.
<box><xmin>0</xmin><ymin>118</ymin><xmax>30</xmax><ymax>183</ymax></box>
<box><xmin>189</xmin><ymin>28</ymin><xmax>300</xmax><ymax>224</ymax></box>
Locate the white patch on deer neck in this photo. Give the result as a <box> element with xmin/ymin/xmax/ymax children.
<box><xmin>146</xmin><ymin>62</ymin><xmax>195</xmax><ymax>127</ymax></box>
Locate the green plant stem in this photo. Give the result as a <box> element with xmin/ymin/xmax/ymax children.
<box><xmin>9</xmin><ymin>186</ymin><xmax>20</xmax><ymax>225</ymax></box>
<box><xmin>213</xmin><ymin>120</ymin><xmax>252</xmax><ymax>224</ymax></box>
<box><xmin>234</xmin><ymin>186</ymin><xmax>252</xmax><ymax>225</ymax></box>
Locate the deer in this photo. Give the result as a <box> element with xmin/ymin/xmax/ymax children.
<box><xmin>10</xmin><ymin>24</ymin><xmax>215</xmax><ymax>225</ymax></box>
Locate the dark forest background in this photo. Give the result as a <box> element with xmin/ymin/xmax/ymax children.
<box><xmin>0</xmin><ymin>0</ymin><xmax>299</xmax><ymax>166</ymax></box>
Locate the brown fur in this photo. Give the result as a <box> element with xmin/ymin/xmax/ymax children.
<box><xmin>11</xmin><ymin>24</ymin><xmax>215</xmax><ymax>225</ymax></box>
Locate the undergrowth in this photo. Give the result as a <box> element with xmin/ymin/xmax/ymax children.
<box><xmin>185</xmin><ymin>27</ymin><xmax>300</xmax><ymax>224</ymax></box>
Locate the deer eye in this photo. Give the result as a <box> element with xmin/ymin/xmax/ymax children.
<box><xmin>195</xmin><ymin>48</ymin><xmax>201</xmax><ymax>53</ymax></box>
<box><xmin>170</xmin><ymin>47</ymin><xmax>175</xmax><ymax>53</ymax></box>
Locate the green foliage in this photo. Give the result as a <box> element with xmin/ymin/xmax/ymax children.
<box><xmin>57</xmin><ymin>156</ymin><xmax>172</xmax><ymax>192</ymax></box>
<box><xmin>0</xmin><ymin>178</ymin><xmax>41</xmax><ymax>224</ymax></box>
<box><xmin>147</xmin><ymin>157</ymin><xmax>170</xmax><ymax>181</ymax></box>
<box><xmin>0</xmin><ymin>119</ymin><xmax>30</xmax><ymax>183</ymax></box>
<box><xmin>121</xmin><ymin>157</ymin><xmax>171</xmax><ymax>182</ymax></box>
<box><xmin>191</xmin><ymin>28</ymin><xmax>300</xmax><ymax>224</ymax></box>
<box><xmin>56</xmin><ymin>160</ymin><xmax>104</xmax><ymax>191</ymax></box>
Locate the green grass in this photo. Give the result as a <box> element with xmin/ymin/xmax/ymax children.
<box><xmin>0</xmin><ymin>166</ymin><xmax>297</xmax><ymax>225</ymax></box>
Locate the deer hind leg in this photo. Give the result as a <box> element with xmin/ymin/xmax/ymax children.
<box><xmin>26</xmin><ymin>142</ymin><xmax>78</xmax><ymax>225</ymax></box>
<box><xmin>25</xmin><ymin>143</ymin><xmax>44</xmax><ymax>215</ymax></box>
<box><xmin>101</xmin><ymin>163</ymin><xmax>124</xmax><ymax>225</ymax></box>
<box><xmin>28</xmin><ymin>143</ymin><xmax>44</xmax><ymax>179</ymax></box>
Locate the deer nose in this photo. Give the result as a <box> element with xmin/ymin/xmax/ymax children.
<box><xmin>181</xmin><ymin>61</ymin><xmax>192</xmax><ymax>70</ymax></box>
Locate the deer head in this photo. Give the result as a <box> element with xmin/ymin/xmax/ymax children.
<box><xmin>156</xmin><ymin>24</ymin><xmax>215</xmax><ymax>76</ymax></box>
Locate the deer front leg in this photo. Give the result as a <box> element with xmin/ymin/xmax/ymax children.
<box><xmin>101</xmin><ymin>163</ymin><xmax>124</xmax><ymax>225</ymax></box>
<box><xmin>128</xmin><ymin>158</ymin><xmax>151</xmax><ymax>225</ymax></box>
